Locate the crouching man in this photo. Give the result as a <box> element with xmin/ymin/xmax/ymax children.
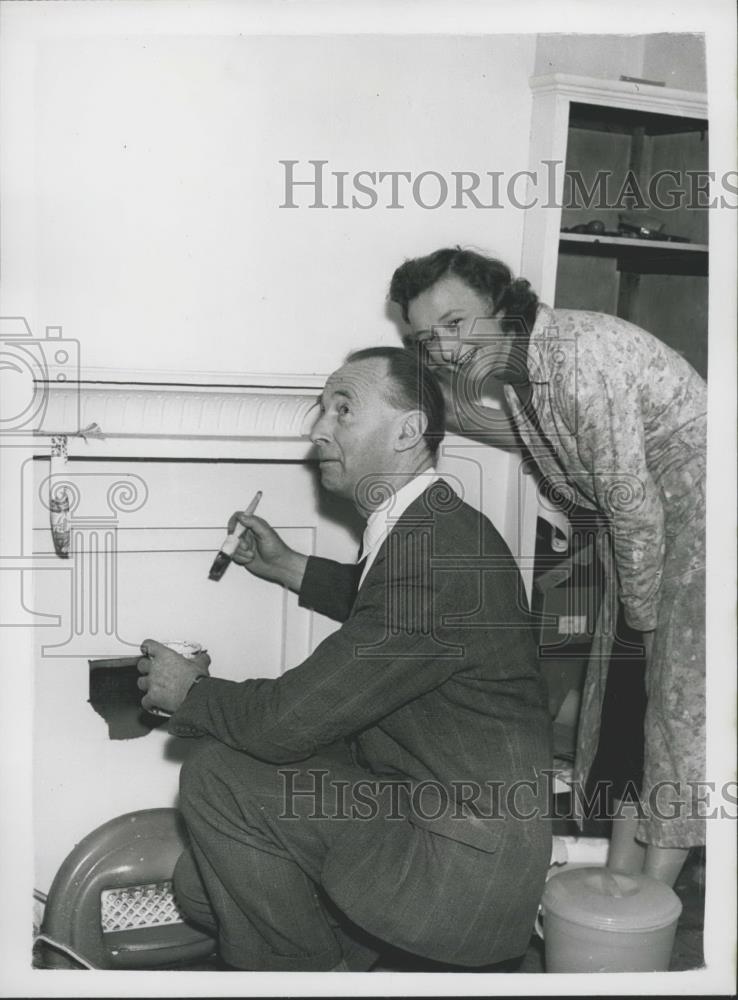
<box><xmin>137</xmin><ymin>347</ymin><xmax>552</xmax><ymax>971</ymax></box>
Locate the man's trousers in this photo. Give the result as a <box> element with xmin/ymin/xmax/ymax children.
<box><xmin>173</xmin><ymin>737</ymin><xmax>550</xmax><ymax>970</ymax></box>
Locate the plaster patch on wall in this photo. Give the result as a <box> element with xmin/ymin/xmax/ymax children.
<box><xmin>89</xmin><ymin>657</ymin><xmax>166</xmax><ymax>740</ymax></box>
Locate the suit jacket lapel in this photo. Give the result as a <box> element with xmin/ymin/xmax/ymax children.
<box><xmin>356</xmin><ymin>479</ymin><xmax>455</xmax><ymax>593</ymax></box>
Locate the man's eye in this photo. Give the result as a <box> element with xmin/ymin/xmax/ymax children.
<box><xmin>338</xmin><ymin>403</ymin><xmax>350</xmax><ymax>416</ymax></box>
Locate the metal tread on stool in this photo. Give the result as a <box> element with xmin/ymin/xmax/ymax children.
<box><xmin>40</xmin><ymin>808</ymin><xmax>216</xmax><ymax>970</ymax></box>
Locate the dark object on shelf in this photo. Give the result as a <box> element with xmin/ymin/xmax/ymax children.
<box><xmin>618</xmin><ymin>211</ymin><xmax>664</xmax><ymax>238</ymax></box>
<box><xmin>565</xmin><ymin>222</ymin><xmax>609</xmax><ymax>235</ymax></box>
<box><xmin>619</xmin><ymin>75</ymin><xmax>666</xmax><ymax>88</ymax></box>
<box><xmin>616</xmin><ymin>225</ymin><xmax>691</xmax><ymax>244</ymax></box>
<box><xmin>617</xmin><ymin>212</ymin><xmax>691</xmax><ymax>244</ymax></box>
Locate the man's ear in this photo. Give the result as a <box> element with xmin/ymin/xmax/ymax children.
<box><xmin>395</xmin><ymin>410</ymin><xmax>428</xmax><ymax>452</ymax></box>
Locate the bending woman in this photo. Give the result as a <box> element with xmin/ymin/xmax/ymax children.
<box><xmin>390</xmin><ymin>246</ymin><xmax>707</xmax><ymax>886</ymax></box>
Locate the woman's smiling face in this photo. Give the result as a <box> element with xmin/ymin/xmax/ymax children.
<box><xmin>405</xmin><ymin>274</ymin><xmax>526</xmax><ymax>383</ymax></box>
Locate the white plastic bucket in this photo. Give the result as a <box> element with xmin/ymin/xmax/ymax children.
<box><xmin>536</xmin><ymin>866</ymin><xmax>682</xmax><ymax>973</ymax></box>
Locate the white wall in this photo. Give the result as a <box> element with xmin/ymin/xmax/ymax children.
<box><xmin>642</xmin><ymin>33</ymin><xmax>707</xmax><ymax>92</ymax></box>
<box><xmin>534</xmin><ymin>32</ymin><xmax>706</xmax><ymax>92</ymax></box>
<box><xmin>3</xmin><ymin>21</ymin><xmax>537</xmax><ymax>379</ymax></box>
<box><xmin>534</xmin><ymin>33</ymin><xmax>646</xmax><ymax>82</ymax></box>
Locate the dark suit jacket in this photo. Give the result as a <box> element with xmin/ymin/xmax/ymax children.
<box><xmin>171</xmin><ymin>481</ymin><xmax>552</xmax><ymax>965</ymax></box>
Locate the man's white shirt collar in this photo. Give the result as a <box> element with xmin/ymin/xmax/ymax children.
<box><xmin>358</xmin><ymin>469</ymin><xmax>440</xmax><ymax>586</ymax></box>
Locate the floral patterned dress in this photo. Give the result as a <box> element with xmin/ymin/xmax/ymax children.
<box><xmin>504</xmin><ymin>305</ymin><xmax>707</xmax><ymax>848</ymax></box>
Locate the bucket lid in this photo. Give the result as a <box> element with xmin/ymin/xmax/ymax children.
<box><xmin>542</xmin><ymin>867</ymin><xmax>683</xmax><ymax>931</ymax></box>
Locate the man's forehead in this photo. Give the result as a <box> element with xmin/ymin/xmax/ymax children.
<box><xmin>322</xmin><ymin>357</ymin><xmax>389</xmax><ymax>398</ymax></box>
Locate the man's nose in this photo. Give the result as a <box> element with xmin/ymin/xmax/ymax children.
<box><xmin>310</xmin><ymin>411</ymin><xmax>331</xmax><ymax>444</ymax></box>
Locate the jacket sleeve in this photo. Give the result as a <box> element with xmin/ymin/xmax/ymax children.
<box><xmin>169</xmin><ymin>543</ymin><xmax>467</xmax><ymax>759</ymax></box>
<box><xmin>298</xmin><ymin>555</ymin><xmax>362</xmax><ymax>623</ymax></box>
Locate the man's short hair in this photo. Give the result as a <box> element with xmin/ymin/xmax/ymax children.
<box><xmin>345</xmin><ymin>346</ymin><xmax>445</xmax><ymax>461</ymax></box>
<box><xmin>389</xmin><ymin>246</ymin><xmax>539</xmax><ymax>336</ymax></box>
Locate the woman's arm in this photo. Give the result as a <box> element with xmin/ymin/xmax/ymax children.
<box><xmin>573</xmin><ymin>373</ymin><xmax>666</xmax><ymax>633</ymax></box>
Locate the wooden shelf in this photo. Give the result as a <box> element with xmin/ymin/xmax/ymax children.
<box><xmin>560</xmin><ymin>233</ymin><xmax>707</xmax><ymax>253</ymax></box>
<box><xmin>568</xmin><ymin>101</ymin><xmax>707</xmax><ymax>136</ymax></box>
<box><xmin>559</xmin><ymin>233</ymin><xmax>708</xmax><ymax>276</ymax></box>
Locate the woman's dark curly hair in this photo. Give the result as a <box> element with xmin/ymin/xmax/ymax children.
<box><xmin>388</xmin><ymin>246</ymin><xmax>540</xmax><ymax>336</ymax></box>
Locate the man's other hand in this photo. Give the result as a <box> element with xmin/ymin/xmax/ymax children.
<box><xmin>137</xmin><ymin>639</ymin><xmax>210</xmax><ymax>715</ymax></box>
